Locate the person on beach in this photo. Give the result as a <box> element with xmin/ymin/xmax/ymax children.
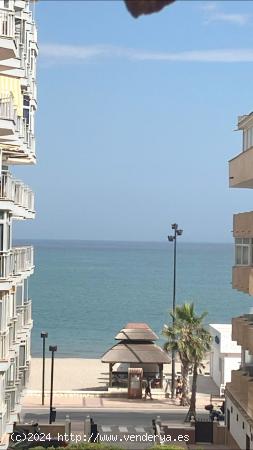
<box><xmin>176</xmin><ymin>376</ymin><xmax>182</xmax><ymax>399</ymax></box>
<box><xmin>144</xmin><ymin>378</ymin><xmax>153</xmax><ymax>400</ymax></box>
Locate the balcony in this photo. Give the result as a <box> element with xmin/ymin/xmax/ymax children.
<box><xmin>16</xmin><ymin>300</ymin><xmax>32</xmax><ymax>332</ymax></box>
<box><xmin>0</xmin><ymin>95</ymin><xmax>17</xmax><ymax>137</ymax></box>
<box><xmin>233</xmin><ymin>211</ymin><xmax>253</xmax><ymax>238</ymax></box>
<box><xmin>24</xmin><ymin>300</ymin><xmax>32</xmax><ymax>327</ymax></box>
<box><xmin>0</xmin><ymin>173</ymin><xmax>34</xmax><ymax>214</ymax></box>
<box><xmin>229</xmin><ymin>147</ymin><xmax>253</xmax><ymax>188</ymax></box>
<box><xmin>232</xmin><ymin>266</ymin><xmax>253</xmax><ymax>295</ymax></box>
<box><xmin>0</xmin><ymin>246</ymin><xmax>34</xmax><ymax>280</ymax></box>
<box><xmin>0</xmin><ymin>10</ymin><xmax>17</xmax><ymax>63</ymax></box>
<box><xmin>16</xmin><ymin>117</ymin><xmax>35</xmax><ymax>156</ymax></box>
<box><xmin>226</xmin><ymin>368</ymin><xmax>253</xmax><ymax>417</ymax></box>
<box><xmin>232</xmin><ymin>315</ymin><xmax>253</xmax><ymax>352</ymax></box>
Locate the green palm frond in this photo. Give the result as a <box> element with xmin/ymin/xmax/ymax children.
<box><xmin>162</xmin><ymin>302</ymin><xmax>212</xmax><ymax>366</ymax></box>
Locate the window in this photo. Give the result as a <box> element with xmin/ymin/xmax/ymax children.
<box><xmin>0</xmin><ymin>224</ymin><xmax>3</xmax><ymax>253</ymax></box>
<box><xmin>243</xmin><ymin>127</ymin><xmax>253</xmax><ymax>151</ymax></box>
<box><xmin>244</xmin><ymin>350</ymin><xmax>253</xmax><ymax>365</ymax></box>
<box><xmin>19</xmin><ymin>345</ymin><xmax>25</xmax><ymax>367</ymax></box>
<box><xmin>235</xmin><ymin>238</ymin><xmax>253</xmax><ymax>265</ymax></box>
<box><xmin>16</xmin><ymin>285</ymin><xmax>23</xmax><ymax>306</ymax></box>
<box><xmin>4</xmin><ymin>0</ymin><xmax>9</xmax><ymax>8</ymax></box>
<box><xmin>24</xmin><ymin>279</ymin><xmax>28</xmax><ymax>302</ymax></box>
<box><xmin>23</xmin><ymin>95</ymin><xmax>30</xmax><ymax>125</ymax></box>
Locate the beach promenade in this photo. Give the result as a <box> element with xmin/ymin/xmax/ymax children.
<box><xmin>22</xmin><ymin>358</ymin><xmax>217</xmax><ymax>410</ymax></box>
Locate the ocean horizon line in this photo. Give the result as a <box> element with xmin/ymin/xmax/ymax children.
<box><xmin>14</xmin><ymin>238</ymin><xmax>233</xmax><ymax>245</ymax></box>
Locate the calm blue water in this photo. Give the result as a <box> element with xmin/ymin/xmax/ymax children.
<box><xmin>17</xmin><ymin>240</ymin><xmax>253</xmax><ymax>357</ymax></box>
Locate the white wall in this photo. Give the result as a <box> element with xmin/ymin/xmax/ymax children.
<box><xmin>209</xmin><ymin>325</ymin><xmax>241</xmax><ymax>388</ymax></box>
<box><xmin>226</xmin><ymin>396</ymin><xmax>253</xmax><ymax>449</ymax></box>
<box><xmin>224</xmin><ymin>357</ymin><xmax>241</xmax><ymax>384</ymax></box>
<box><xmin>210</xmin><ymin>348</ymin><xmax>221</xmax><ymax>387</ymax></box>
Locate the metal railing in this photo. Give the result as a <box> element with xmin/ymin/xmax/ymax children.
<box><xmin>17</xmin><ymin>117</ymin><xmax>28</xmax><ymax>142</ymax></box>
<box><xmin>0</xmin><ymin>172</ymin><xmax>35</xmax><ymax>212</ymax></box>
<box><xmin>15</xmin><ymin>117</ymin><xmax>35</xmax><ymax>157</ymax></box>
<box><xmin>24</xmin><ymin>300</ymin><xmax>32</xmax><ymax>326</ymax></box>
<box><xmin>16</xmin><ymin>308</ymin><xmax>23</xmax><ymax>332</ymax></box>
<box><xmin>0</xmin><ymin>94</ymin><xmax>17</xmax><ymax>123</ymax></box>
<box><xmin>17</xmin><ymin>300</ymin><xmax>32</xmax><ymax>329</ymax></box>
<box><xmin>24</xmin><ymin>300</ymin><xmax>32</xmax><ymax>325</ymax></box>
<box><xmin>0</xmin><ymin>9</ymin><xmax>14</xmax><ymax>39</ymax></box>
<box><xmin>0</xmin><ymin>246</ymin><xmax>34</xmax><ymax>279</ymax></box>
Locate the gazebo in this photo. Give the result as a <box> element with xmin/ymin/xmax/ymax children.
<box><xmin>101</xmin><ymin>322</ymin><xmax>171</xmax><ymax>389</ymax></box>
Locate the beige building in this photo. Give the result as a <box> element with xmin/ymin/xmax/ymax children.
<box><xmin>226</xmin><ymin>112</ymin><xmax>253</xmax><ymax>450</ymax></box>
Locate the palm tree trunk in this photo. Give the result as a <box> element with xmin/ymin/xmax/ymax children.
<box><xmin>187</xmin><ymin>363</ymin><xmax>198</xmax><ymax>418</ymax></box>
<box><xmin>180</xmin><ymin>362</ymin><xmax>190</xmax><ymax>406</ymax></box>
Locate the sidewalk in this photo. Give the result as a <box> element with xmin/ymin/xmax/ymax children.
<box><xmin>21</xmin><ymin>393</ymin><xmax>210</xmax><ymax>411</ymax></box>
<box><xmin>23</xmin><ymin>358</ymin><xmax>217</xmax><ymax>410</ymax></box>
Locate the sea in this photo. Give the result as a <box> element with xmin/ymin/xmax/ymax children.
<box><xmin>17</xmin><ymin>240</ymin><xmax>253</xmax><ymax>358</ymax></box>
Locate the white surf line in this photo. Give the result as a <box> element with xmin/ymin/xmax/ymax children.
<box><xmin>101</xmin><ymin>426</ymin><xmax>112</xmax><ymax>432</ymax></box>
<box><xmin>135</xmin><ymin>426</ymin><xmax>145</xmax><ymax>432</ymax></box>
<box><xmin>118</xmin><ymin>426</ymin><xmax>128</xmax><ymax>433</ymax></box>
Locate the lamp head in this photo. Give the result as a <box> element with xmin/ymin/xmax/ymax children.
<box><xmin>41</xmin><ymin>331</ymin><xmax>48</xmax><ymax>338</ymax></box>
<box><xmin>177</xmin><ymin>229</ymin><xmax>183</xmax><ymax>236</ymax></box>
<box><xmin>168</xmin><ymin>236</ymin><xmax>174</xmax><ymax>242</ymax></box>
<box><xmin>49</xmin><ymin>345</ymin><xmax>57</xmax><ymax>352</ymax></box>
<box><xmin>171</xmin><ymin>223</ymin><xmax>178</xmax><ymax>230</ymax></box>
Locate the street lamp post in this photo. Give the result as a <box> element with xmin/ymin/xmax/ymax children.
<box><xmin>41</xmin><ymin>331</ymin><xmax>48</xmax><ymax>406</ymax></box>
<box><xmin>49</xmin><ymin>345</ymin><xmax>57</xmax><ymax>424</ymax></box>
<box><xmin>168</xmin><ymin>223</ymin><xmax>183</xmax><ymax>398</ymax></box>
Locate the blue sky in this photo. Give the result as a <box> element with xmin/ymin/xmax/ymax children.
<box><xmin>13</xmin><ymin>0</ymin><xmax>253</xmax><ymax>242</ymax></box>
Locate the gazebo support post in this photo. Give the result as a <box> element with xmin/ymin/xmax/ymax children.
<box><xmin>109</xmin><ymin>363</ymin><xmax>113</xmax><ymax>387</ymax></box>
<box><xmin>159</xmin><ymin>364</ymin><xmax>163</xmax><ymax>389</ymax></box>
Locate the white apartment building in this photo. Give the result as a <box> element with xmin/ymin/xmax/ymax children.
<box><xmin>209</xmin><ymin>324</ymin><xmax>241</xmax><ymax>391</ymax></box>
<box><xmin>0</xmin><ymin>0</ymin><xmax>37</xmax><ymax>447</ymax></box>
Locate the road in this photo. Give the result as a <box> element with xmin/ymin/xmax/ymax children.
<box><xmin>22</xmin><ymin>407</ymin><xmax>199</xmax><ymax>426</ymax></box>
<box><xmin>21</xmin><ymin>408</ymin><xmax>209</xmax><ymax>449</ymax></box>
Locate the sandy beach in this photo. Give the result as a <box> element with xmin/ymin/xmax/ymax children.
<box><xmin>23</xmin><ymin>358</ymin><xmax>216</xmax><ymax>410</ymax></box>
<box><xmin>27</xmin><ymin>358</ymin><xmax>171</xmax><ymax>391</ymax></box>
<box><xmin>28</xmin><ymin>358</ymin><xmax>110</xmax><ymax>391</ymax></box>
<box><xmin>27</xmin><ymin>358</ymin><xmax>210</xmax><ymax>392</ymax></box>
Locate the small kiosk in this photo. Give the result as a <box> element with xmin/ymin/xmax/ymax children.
<box><xmin>128</xmin><ymin>367</ymin><xmax>143</xmax><ymax>399</ymax></box>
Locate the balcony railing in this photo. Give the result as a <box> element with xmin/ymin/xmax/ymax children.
<box><xmin>0</xmin><ymin>173</ymin><xmax>34</xmax><ymax>212</ymax></box>
<box><xmin>16</xmin><ymin>300</ymin><xmax>32</xmax><ymax>331</ymax></box>
<box><xmin>229</xmin><ymin>148</ymin><xmax>253</xmax><ymax>188</ymax></box>
<box><xmin>17</xmin><ymin>117</ymin><xmax>34</xmax><ymax>152</ymax></box>
<box><xmin>0</xmin><ymin>10</ymin><xmax>14</xmax><ymax>39</ymax></box>
<box><xmin>0</xmin><ymin>95</ymin><xmax>17</xmax><ymax>123</ymax></box>
<box><xmin>0</xmin><ymin>246</ymin><xmax>34</xmax><ymax>279</ymax></box>
<box><xmin>232</xmin><ymin>266</ymin><xmax>253</xmax><ymax>295</ymax></box>
<box><xmin>24</xmin><ymin>300</ymin><xmax>32</xmax><ymax>326</ymax></box>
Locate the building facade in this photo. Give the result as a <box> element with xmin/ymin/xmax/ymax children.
<box><xmin>227</xmin><ymin>113</ymin><xmax>253</xmax><ymax>449</ymax></box>
<box><xmin>209</xmin><ymin>324</ymin><xmax>241</xmax><ymax>392</ymax></box>
<box><xmin>0</xmin><ymin>1</ymin><xmax>37</xmax><ymax>447</ymax></box>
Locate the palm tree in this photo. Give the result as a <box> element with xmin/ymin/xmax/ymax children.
<box><xmin>162</xmin><ymin>303</ymin><xmax>210</xmax><ymax>407</ymax></box>
<box><xmin>186</xmin><ymin>327</ymin><xmax>212</xmax><ymax>421</ymax></box>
